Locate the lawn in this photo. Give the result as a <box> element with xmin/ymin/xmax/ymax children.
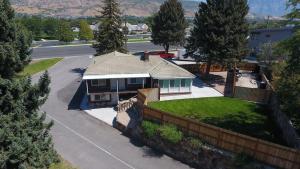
<box><xmin>18</xmin><ymin>58</ymin><xmax>63</xmax><ymax>76</ymax></box>
<box><xmin>149</xmin><ymin>97</ymin><xmax>282</xmax><ymax>144</ymax></box>
<box><xmin>50</xmin><ymin>157</ymin><xmax>77</xmax><ymax>169</ymax></box>
<box><xmin>127</xmin><ymin>38</ymin><xmax>150</xmax><ymax>42</ymax></box>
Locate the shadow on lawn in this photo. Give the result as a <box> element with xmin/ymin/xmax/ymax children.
<box><xmin>201</xmin><ymin>106</ymin><xmax>283</xmax><ymax>144</ymax></box>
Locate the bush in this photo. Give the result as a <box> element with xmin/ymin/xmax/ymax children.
<box><xmin>188</xmin><ymin>137</ymin><xmax>204</xmax><ymax>149</ymax></box>
<box><xmin>141</xmin><ymin>121</ymin><xmax>159</xmax><ymax>138</ymax></box>
<box><xmin>234</xmin><ymin>152</ymin><xmax>254</xmax><ymax>168</ymax></box>
<box><xmin>159</xmin><ymin>124</ymin><xmax>183</xmax><ymax>144</ymax></box>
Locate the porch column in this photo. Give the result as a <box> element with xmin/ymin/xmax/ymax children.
<box><xmin>85</xmin><ymin>80</ymin><xmax>89</xmax><ymax>95</ymax></box>
<box><xmin>117</xmin><ymin>79</ymin><xmax>119</xmax><ymax>103</ymax></box>
<box><xmin>142</xmin><ymin>78</ymin><xmax>145</xmax><ymax>88</ymax></box>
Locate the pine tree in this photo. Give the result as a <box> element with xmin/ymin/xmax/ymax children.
<box><xmin>0</xmin><ymin>0</ymin><xmax>31</xmax><ymax>79</ymax></box>
<box><xmin>276</xmin><ymin>1</ymin><xmax>300</xmax><ymax>129</ymax></box>
<box><xmin>151</xmin><ymin>0</ymin><xmax>187</xmax><ymax>53</ymax></box>
<box><xmin>93</xmin><ymin>0</ymin><xmax>126</xmax><ymax>55</ymax></box>
<box><xmin>0</xmin><ymin>0</ymin><xmax>59</xmax><ymax>168</ymax></box>
<box><xmin>57</xmin><ymin>21</ymin><xmax>74</xmax><ymax>43</ymax></box>
<box><xmin>185</xmin><ymin>0</ymin><xmax>248</xmax><ymax>75</ymax></box>
<box><xmin>79</xmin><ymin>20</ymin><xmax>94</xmax><ymax>41</ymax></box>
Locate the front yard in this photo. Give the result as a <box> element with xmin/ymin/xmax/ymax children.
<box><xmin>149</xmin><ymin>97</ymin><xmax>282</xmax><ymax>144</ymax></box>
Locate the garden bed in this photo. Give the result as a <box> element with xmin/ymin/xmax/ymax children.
<box><xmin>149</xmin><ymin>97</ymin><xmax>283</xmax><ymax>144</ymax></box>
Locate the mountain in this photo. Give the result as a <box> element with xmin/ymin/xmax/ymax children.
<box><xmin>10</xmin><ymin>0</ymin><xmax>289</xmax><ymax>18</ymax></box>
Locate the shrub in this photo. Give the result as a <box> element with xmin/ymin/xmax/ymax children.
<box><xmin>188</xmin><ymin>137</ymin><xmax>204</xmax><ymax>149</ymax></box>
<box><xmin>234</xmin><ymin>152</ymin><xmax>255</xmax><ymax>168</ymax></box>
<box><xmin>141</xmin><ymin>120</ymin><xmax>159</xmax><ymax>138</ymax></box>
<box><xmin>159</xmin><ymin>124</ymin><xmax>183</xmax><ymax>144</ymax></box>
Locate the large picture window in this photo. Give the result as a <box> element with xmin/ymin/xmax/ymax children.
<box><xmin>128</xmin><ymin>78</ymin><xmax>143</xmax><ymax>84</ymax></box>
<box><xmin>91</xmin><ymin>79</ymin><xmax>107</xmax><ymax>87</ymax></box>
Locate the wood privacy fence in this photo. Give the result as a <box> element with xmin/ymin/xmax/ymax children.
<box><xmin>179</xmin><ymin>62</ymin><xmax>258</xmax><ymax>74</ymax></box>
<box><xmin>142</xmin><ymin>106</ymin><xmax>300</xmax><ymax>169</ymax></box>
<box><xmin>233</xmin><ymin>86</ymin><xmax>272</xmax><ymax>104</ymax></box>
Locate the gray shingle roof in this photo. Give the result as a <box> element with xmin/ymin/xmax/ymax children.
<box><xmin>84</xmin><ymin>51</ymin><xmax>195</xmax><ymax>79</ymax></box>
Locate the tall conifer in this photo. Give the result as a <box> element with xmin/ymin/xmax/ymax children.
<box><xmin>93</xmin><ymin>0</ymin><xmax>126</xmax><ymax>55</ymax></box>
<box><xmin>0</xmin><ymin>0</ymin><xmax>59</xmax><ymax>168</ymax></box>
<box><xmin>151</xmin><ymin>0</ymin><xmax>187</xmax><ymax>53</ymax></box>
<box><xmin>185</xmin><ymin>0</ymin><xmax>248</xmax><ymax>75</ymax></box>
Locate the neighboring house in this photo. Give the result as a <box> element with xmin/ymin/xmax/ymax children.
<box><xmin>82</xmin><ymin>51</ymin><xmax>195</xmax><ymax>106</ymax></box>
<box><xmin>123</xmin><ymin>23</ymin><xmax>149</xmax><ymax>34</ymax></box>
<box><xmin>249</xmin><ymin>26</ymin><xmax>297</xmax><ymax>56</ymax></box>
<box><xmin>90</xmin><ymin>23</ymin><xmax>101</xmax><ymax>31</ymax></box>
<box><xmin>72</xmin><ymin>27</ymin><xmax>80</xmax><ymax>33</ymax></box>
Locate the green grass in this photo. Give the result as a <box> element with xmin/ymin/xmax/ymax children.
<box><xmin>18</xmin><ymin>58</ymin><xmax>63</xmax><ymax>76</ymax></box>
<box><xmin>149</xmin><ymin>97</ymin><xmax>282</xmax><ymax>143</ymax></box>
<box><xmin>127</xmin><ymin>38</ymin><xmax>150</xmax><ymax>42</ymax></box>
<box><xmin>50</xmin><ymin>158</ymin><xmax>77</xmax><ymax>169</ymax></box>
<box><xmin>159</xmin><ymin>124</ymin><xmax>183</xmax><ymax>144</ymax></box>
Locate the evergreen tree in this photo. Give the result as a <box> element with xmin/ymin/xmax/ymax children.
<box><xmin>93</xmin><ymin>0</ymin><xmax>126</xmax><ymax>55</ymax></box>
<box><xmin>151</xmin><ymin>0</ymin><xmax>187</xmax><ymax>53</ymax></box>
<box><xmin>185</xmin><ymin>0</ymin><xmax>248</xmax><ymax>75</ymax></box>
<box><xmin>0</xmin><ymin>0</ymin><xmax>59</xmax><ymax>168</ymax></box>
<box><xmin>276</xmin><ymin>0</ymin><xmax>300</xmax><ymax>130</ymax></box>
<box><xmin>0</xmin><ymin>0</ymin><xmax>32</xmax><ymax>79</ymax></box>
<box><xmin>79</xmin><ymin>20</ymin><xmax>94</xmax><ymax>41</ymax></box>
<box><xmin>57</xmin><ymin>21</ymin><xmax>74</xmax><ymax>43</ymax></box>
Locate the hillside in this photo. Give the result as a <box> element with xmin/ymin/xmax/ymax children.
<box><xmin>10</xmin><ymin>0</ymin><xmax>289</xmax><ymax>18</ymax></box>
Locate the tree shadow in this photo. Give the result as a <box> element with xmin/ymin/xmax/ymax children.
<box><xmin>202</xmin><ymin>74</ymin><xmax>226</xmax><ymax>87</ymax></box>
<box><xmin>200</xmin><ymin>105</ymin><xmax>284</xmax><ymax>144</ymax></box>
<box><xmin>68</xmin><ymin>81</ymin><xmax>86</xmax><ymax>110</ymax></box>
<box><xmin>70</xmin><ymin>68</ymin><xmax>86</xmax><ymax>77</ymax></box>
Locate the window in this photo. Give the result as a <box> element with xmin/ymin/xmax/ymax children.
<box><xmin>91</xmin><ymin>79</ymin><xmax>106</xmax><ymax>87</ymax></box>
<box><xmin>181</xmin><ymin>79</ymin><xmax>186</xmax><ymax>87</ymax></box>
<box><xmin>170</xmin><ymin>80</ymin><xmax>175</xmax><ymax>88</ymax></box>
<box><xmin>128</xmin><ymin>78</ymin><xmax>143</xmax><ymax>84</ymax></box>
<box><xmin>94</xmin><ymin>94</ymin><xmax>110</xmax><ymax>101</ymax></box>
<box><xmin>163</xmin><ymin>80</ymin><xmax>169</xmax><ymax>88</ymax></box>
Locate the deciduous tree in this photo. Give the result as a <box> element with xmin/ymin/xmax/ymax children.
<box><xmin>79</xmin><ymin>20</ymin><xmax>94</xmax><ymax>41</ymax></box>
<box><xmin>57</xmin><ymin>21</ymin><xmax>74</xmax><ymax>43</ymax></box>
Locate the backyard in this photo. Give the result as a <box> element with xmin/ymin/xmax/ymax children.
<box><xmin>149</xmin><ymin>97</ymin><xmax>282</xmax><ymax>144</ymax></box>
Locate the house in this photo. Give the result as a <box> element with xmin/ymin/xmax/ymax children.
<box><xmin>123</xmin><ymin>23</ymin><xmax>149</xmax><ymax>34</ymax></box>
<box><xmin>82</xmin><ymin>51</ymin><xmax>195</xmax><ymax>106</ymax></box>
<box><xmin>249</xmin><ymin>26</ymin><xmax>298</xmax><ymax>56</ymax></box>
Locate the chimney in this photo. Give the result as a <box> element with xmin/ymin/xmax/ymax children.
<box><xmin>143</xmin><ymin>51</ymin><xmax>149</xmax><ymax>61</ymax></box>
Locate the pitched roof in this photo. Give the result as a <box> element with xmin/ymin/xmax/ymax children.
<box><xmin>83</xmin><ymin>51</ymin><xmax>195</xmax><ymax>80</ymax></box>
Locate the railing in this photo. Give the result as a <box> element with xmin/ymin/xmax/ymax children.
<box><xmin>117</xmin><ymin>96</ymin><xmax>137</xmax><ymax>113</ymax></box>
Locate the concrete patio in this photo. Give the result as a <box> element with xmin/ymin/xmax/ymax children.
<box><xmin>80</xmin><ymin>95</ymin><xmax>117</xmax><ymax>126</ymax></box>
<box><xmin>160</xmin><ymin>78</ymin><xmax>223</xmax><ymax>101</ymax></box>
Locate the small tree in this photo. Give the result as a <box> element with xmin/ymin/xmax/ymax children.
<box><xmin>79</xmin><ymin>20</ymin><xmax>94</xmax><ymax>41</ymax></box>
<box><xmin>151</xmin><ymin>0</ymin><xmax>187</xmax><ymax>53</ymax></box>
<box><xmin>185</xmin><ymin>0</ymin><xmax>249</xmax><ymax>76</ymax></box>
<box><xmin>93</xmin><ymin>0</ymin><xmax>126</xmax><ymax>55</ymax></box>
<box><xmin>57</xmin><ymin>21</ymin><xmax>74</xmax><ymax>43</ymax></box>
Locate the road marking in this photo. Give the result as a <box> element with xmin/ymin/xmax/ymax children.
<box><xmin>46</xmin><ymin>113</ymin><xmax>136</xmax><ymax>169</ymax></box>
<box><xmin>32</xmin><ymin>55</ymin><xmax>92</xmax><ymax>60</ymax></box>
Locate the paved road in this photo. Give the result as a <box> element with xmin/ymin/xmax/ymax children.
<box><xmin>32</xmin><ymin>56</ymin><xmax>191</xmax><ymax>169</ymax></box>
<box><xmin>31</xmin><ymin>42</ymin><xmax>175</xmax><ymax>59</ymax></box>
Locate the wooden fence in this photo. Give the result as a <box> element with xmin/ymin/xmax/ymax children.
<box><xmin>179</xmin><ymin>62</ymin><xmax>258</xmax><ymax>75</ymax></box>
<box><xmin>233</xmin><ymin>86</ymin><xmax>272</xmax><ymax>104</ymax></box>
<box><xmin>142</xmin><ymin>106</ymin><xmax>300</xmax><ymax>169</ymax></box>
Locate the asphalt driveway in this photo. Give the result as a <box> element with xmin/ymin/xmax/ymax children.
<box><xmin>32</xmin><ymin>56</ymin><xmax>191</xmax><ymax>169</ymax></box>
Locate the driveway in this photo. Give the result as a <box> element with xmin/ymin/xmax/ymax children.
<box><xmin>32</xmin><ymin>56</ymin><xmax>191</xmax><ymax>169</ymax></box>
<box><xmin>160</xmin><ymin>78</ymin><xmax>223</xmax><ymax>101</ymax></box>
